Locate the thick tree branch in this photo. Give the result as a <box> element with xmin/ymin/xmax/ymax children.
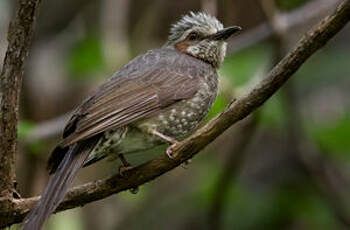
<box><xmin>0</xmin><ymin>0</ymin><xmax>41</xmax><ymax>195</ymax></box>
<box><xmin>1</xmin><ymin>0</ymin><xmax>350</xmax><ymax>227</ymax></box>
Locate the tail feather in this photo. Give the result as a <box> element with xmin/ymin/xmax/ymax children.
<box><xmin>23</xmin><ymin>138</ymin><xmax>99</xmax><ymax>230</ymax></box>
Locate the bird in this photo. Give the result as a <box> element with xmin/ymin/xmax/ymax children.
<box><xmin>22</xmin><ymin>12</ymin><xmax>241</xmax><ymax>230</ymax></box>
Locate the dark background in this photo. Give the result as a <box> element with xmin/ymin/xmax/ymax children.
<box><xmin>1</xmin><ymin>0</ymin><xmax>350</xmax><ymax>229</ymax></box>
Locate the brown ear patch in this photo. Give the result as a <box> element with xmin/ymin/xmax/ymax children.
<box><xmin>175</xmin><ymin>40</ymin><xmax>191</xmax><ymax>53</ymax></box>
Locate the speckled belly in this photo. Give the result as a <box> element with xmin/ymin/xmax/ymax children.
<box><xmin>87</xmin><ymin>80</ymin><xmax>217</xmax><ymax>163</ymax></box>
<box><xmin>136</xmin><ymin>82</ymin><xmax>217</xmax><ymax>139</ymax></box>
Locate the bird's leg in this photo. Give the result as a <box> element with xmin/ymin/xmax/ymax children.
<box><xmin>118</xmin><ymin>153</ymin><xmax>133</xmax><ymax>176</ymax></box>
<box><xmin>149</xmin><ymin>130</ymin><xmax>179</xmax><ymax>159</ymax></box>
<box><xmin>150</xmin><ymin>130</ymin><xmax>178</xmax><ymax>144</ymax></box>
<box><xmin>118</xmin><ymin>154</ymin><xmax>139</xmax><ymax>194</ymax></box>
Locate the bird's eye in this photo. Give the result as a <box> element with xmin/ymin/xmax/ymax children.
<box><xmin>188</xmin><ymin>32</ymin><xmax>199</xmax><ymax>41</ymax></box>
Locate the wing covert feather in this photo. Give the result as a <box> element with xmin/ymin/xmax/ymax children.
<box><xmin>60</xmin><ymin>48</ymin><xmax>211</xmax><ymax>147</ymax></box>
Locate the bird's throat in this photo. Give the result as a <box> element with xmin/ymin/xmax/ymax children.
<box><xmin>174</xmin><ymin>40</ymin><xmax>219</xmax><ymax>68</ymax></box>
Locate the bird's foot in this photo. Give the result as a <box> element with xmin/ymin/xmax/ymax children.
<box><xmin>149</xmin><ymin>130</ymin><xmax>179</xmax><ymax>159</ymax></box>
<box><xmin>118</xmin><ymin>165</ymin><xmax>133</xmax><ymax>176</ymax></box>
<box><xmin>129</xmin><ymin>187</ymin><xmax>139</xmax><ymax>194</ymax></box>
<box><xmin>117</xmin><ymin>154</ymin><xmax>138</xmax><ymax>194</ymax></box>
<box><xmin>166</xmin><ymin>142</ymin><xmax>179</xmax><ymax>159</ymax></box>
<box><xmin>118</xmin><ymin>154</ymin><xmax>133</xmax><ymax>176</ymax></box>
<box><xmin>181</xmin><ymin>159</ymin><xmax>192</xmax><ymax>169</ymax></box>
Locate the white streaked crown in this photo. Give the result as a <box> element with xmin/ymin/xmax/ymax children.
<box><xmin>167</xmin><ymin>12</ymin><xmax>224</xmax><ymax>44</ymax></box>
<box><xmin>165</xmin><ymin>12</ymin><xmax>228</xmax><ymax>68</ymax></box>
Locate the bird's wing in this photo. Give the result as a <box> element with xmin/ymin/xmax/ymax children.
<box><xmin>60</xmin><ymin>49</ymin><xmax>207</xmax><ymax>147</ymax></box>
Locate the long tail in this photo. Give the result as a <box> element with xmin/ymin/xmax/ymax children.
<box><xmin>23</xmin><ymin>138</ymin><xmax>99</xmax><ymax>230</ymax></box>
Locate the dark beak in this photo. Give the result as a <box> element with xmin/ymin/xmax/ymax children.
<box><xmin>209</xmin><ymin>26</ymin><xmax>242</xmax><ymax>41</ymax></box>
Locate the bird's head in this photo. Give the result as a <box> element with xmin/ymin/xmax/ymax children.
<box><xmin>165</xmin><ymin>12</ymin><xmax>241</xmax><ymax>69</ymax></box>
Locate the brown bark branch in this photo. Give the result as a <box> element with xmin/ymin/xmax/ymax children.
<box><xmin>1</xmin><ymin>0</ymin><xmax>350</xmax><ymax>227</ymax></box>
<box><xmin>0</xmin><ymin>0</ymin><xmax>42</xmax><ymax>196</ymax></box>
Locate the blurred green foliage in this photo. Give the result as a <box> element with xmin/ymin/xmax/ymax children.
<box><xmin>214</xmin><ymin>43</ymin><xmax>287</xmax><ymax>128</ymax></box>
<box><xmin>207</xmin><ymin>93</ymin><xmax>229</xmax><ymax>118</ymax></box>
<box><xmin>295</xmin><ymin>48</ymin><xmax>350</xmax><ymax>92</ymax></box>
<box><xmin>220</xmin><ymin>43</ymin><xmax>272</xmax><ymax>87</ymax></box>
<box><xmin>48</xmin><ymin>209</ymin><xmax>83</xmax><ymax>230</ymax></box>
<box><xmin>68</xmin><ymin>35</ymin><xmax>105</xmax><ymax>79</ymax></box>
<box><xmin>18</xmin><ymin>120</ymin><xmax>35</xmax><ymax>139</ymax></box>
<box><xmin>310</xmin><ymin>114</ymin><xmax>350</xmax><ymax>156</ymax></box>
<box><xmin>18</xmin><ymin>121</ymin><xmax>47</xmax><ymax>155</ymax></box>
<box><xmin>259</xmin><ymin>93</ymin><xmax>288</xmax><ymax>128</ymax></box>
<box><xmin>297</xmin><ymin>47</ymin><xmax>350</xmax><ymax>157</ymax></box>
<box><xmin>208</xmin><ymin>43</ymin><xmax>273</xmax><ymax>119</ymax></box>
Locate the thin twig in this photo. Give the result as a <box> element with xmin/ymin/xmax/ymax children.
<box><xmin>1</xmin><ymin>0</ymin><xmax>349</xmax><ymax>227</ymax></box>
<box><xmin>0</xmin><ymin>0</ymin><xmax>42</xmax><ymax>196</ymax></box>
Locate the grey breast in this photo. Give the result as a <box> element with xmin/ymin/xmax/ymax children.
<box><xmin>136</xmin><ymin>48</ymin><xmax>219</xmax><ymax>138</ymax></box>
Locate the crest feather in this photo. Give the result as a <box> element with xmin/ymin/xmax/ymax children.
<box><xmin>168</xmin><ymin>12</ymin><xmax>223</xmax><ymax>43</ymax></box>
